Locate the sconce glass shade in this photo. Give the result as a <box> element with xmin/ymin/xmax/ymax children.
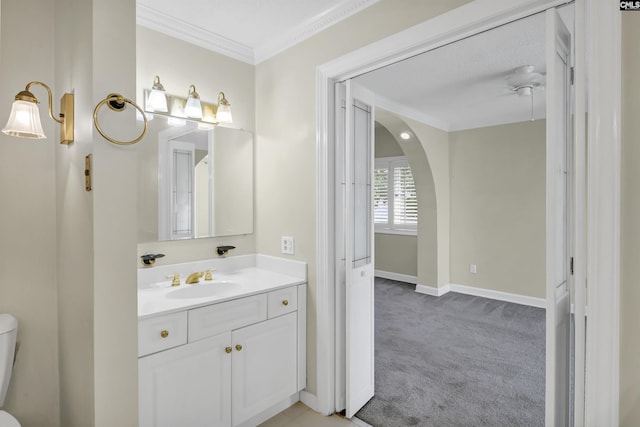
<box><xmin>147</xmin><ymin>76</ymin><xmax>168</xmax><ymax>112</ymax></box>
<box><xmin>216</xmin><ymin>92</ymin><xmax>233</xmax><ymax>124</ymax></box>
<box><xmin>184</xmin><ymin>85</ymin><xmax>203</xmax><ymax>119</ymax></box>
<box><xmin>2</xmin><ymin>97</ymin><xmax>46</xmax><ymax>139</ymax></box>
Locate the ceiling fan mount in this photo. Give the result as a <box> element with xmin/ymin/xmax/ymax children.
<box><xmin>507</xmin><ymin>65</ymin><xmax>546</xmax><ymax>96</ymax></box>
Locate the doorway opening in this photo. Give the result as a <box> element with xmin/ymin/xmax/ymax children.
<box><xmin>314</xmin><ymin>0</ymin><xmax>584</xmax><ymax>427</ymax></box>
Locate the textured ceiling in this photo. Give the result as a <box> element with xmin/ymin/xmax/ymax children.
<box><xmin>355</xmin><ymin>11</ymin><xmax>550</xmax><ymax>131</ymax></box>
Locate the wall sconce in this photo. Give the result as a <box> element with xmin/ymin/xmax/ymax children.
<box><xmin>2</xmin><ymin>81</ymin><xmax>74</xmax><ymax>144</ymax></box>
<box><xmin>142</xmin><ymin>76</ymin><xmax>233</xmax><ymax>126</ymax></box>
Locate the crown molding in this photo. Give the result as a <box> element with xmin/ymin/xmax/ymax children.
<box><xmin>136</xmin><ymin>4</ymin><xmax>255</xmax><ymax>64</ymax></box>
<box><xmin>374</xmin><ymin>95</ymin><xmax>451</xmax><ymax>132</ymax></box>
<box><xmin>137</xmin><ymin>0</ymin><xmax>380</xmax><ymax>65</ymax></box>
<box><xmin>254</xmin><ymin>0</ymin><xmax>381</xmax><ymax>64</ymax></box>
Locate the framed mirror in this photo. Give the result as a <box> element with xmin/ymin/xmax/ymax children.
<box><xmin>138</xmin><ymin>120</ymin><xmax>253</xmax><ymax>242</ymax></box>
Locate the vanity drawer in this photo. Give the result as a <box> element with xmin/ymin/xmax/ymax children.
<box><xmin>189</xmin><ymin>294</ymin><xmax>267</xmax><ymax>342</ymax></box>
<box><xmin>138</xmin><ymin>311</ymin><xmax>188</xmax><ymax>357</ymax></box>
<box><xmin>268</xmin><ymin>286</ymin><xmax>298</xmax><ymax>318</ymax></box>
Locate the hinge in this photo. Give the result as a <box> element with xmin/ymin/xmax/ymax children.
<box><xmin>570</xmin><ymin>67</ymin><xmax>575</xmax><ymax>85</ymax></box>
<box><xmin>570</xmin><ymin>257</ymin><xmax>574</xmax><ymax>276</ymax></box>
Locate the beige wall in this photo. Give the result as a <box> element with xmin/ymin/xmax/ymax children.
<box><xmin>374</xmin><ymin>122</ymin><xmax>418</xmax><ymax>278</ymax></box>
<box><xmin>0</xmin><ymin>0</ymin><xmax>61</xmax><ymax>425</ymax></box>
<box><xmin>91</xmin><ymin>0</ymin><xmax>140</xmax><ymax>424</ymax></box>
<box><xmin>136</xmin><ymin>27</ymin><xmax>256</xmax><ymax>263</ymax></box>
<box><xmin>375</xmin><ymin>234</ymin><xmax>418</xmax><ymax>277</ymax></box>
<box><xmin>55</xmin><ymin>0</ymin><xmax>95</xmax><ymax>425</ymax></box>
<box><xmin>375</xmin><ymin>122</ymin><xmax>404</xmax><ymax>157</ymax></box>
<box><xmin>255</xmin><ymin>1</ymin><xmax>471</xmax><ymax>394</ymax></box>
<box><xmin>449</xmin><ymin>120</ymin><xmax>546</xmax><ymax>298</ymax></box>
<box><xmin>620</xmin><ymin>13</ymin><xmax>640</xmax><ymax>427</ymax></box>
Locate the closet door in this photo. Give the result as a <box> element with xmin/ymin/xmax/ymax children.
<box><xmin>344</xmin><ymin>80</ymin><xmax>376</xmax><ymax>418</ymax></box>
<box><xmin>545</xmin><ymin>8</ymin><xmax>572</xmax><ymax>427</ymax></box>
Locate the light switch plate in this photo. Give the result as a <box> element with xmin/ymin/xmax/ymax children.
<box><xmin>470</xmin><ymin>264</ymin><xmax>477</xmax><ymax>274</ymax></box>
<box><xmin>281</xmin><ymin>236</ymin><xmax>295</xmax><ymax>255</ymax></box>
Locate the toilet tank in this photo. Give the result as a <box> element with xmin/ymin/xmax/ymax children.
<box><xmin>0</xmin><ymin>314</ymin><xmax>18</xmax><ymax>408</ymax></box>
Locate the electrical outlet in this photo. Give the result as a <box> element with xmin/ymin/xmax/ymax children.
<box><xmin>470</xmin><ymin>264</ymin><xmax>477</xmax><ymax>274</ymax></box>
<box><xmin>281</xmin><ymin>236</ymin><xmax>295</xmax><ymax>255</ymax></box>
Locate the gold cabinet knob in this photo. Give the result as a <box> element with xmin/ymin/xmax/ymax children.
<box><xmin>282</xmin><ymin>300</ymin><xmax>289</xmax><ymax>306</ymax></box>
<box><xmin>160</xmin><ymin>330</ymin><xmax>169</xmax><ymax>338</ymax></box>
<box><xmin>235</xmin><ymin>344</ymin><xmax>243</xmax><ymax>351</ymax></box>
<box><xmin>225</xmin><ymin>347</ymin><xmax>232</xmax><ymax>354</ymax></box>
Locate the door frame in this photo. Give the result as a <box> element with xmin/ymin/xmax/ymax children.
<box><xmin>312</xmin><ymin>0</ymin><xmax>620</xmax><ymax>425</ymax></box>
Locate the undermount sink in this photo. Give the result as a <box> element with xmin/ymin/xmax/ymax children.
<box><xmin>166</xmin><ymin>281</ymin><xmax>238</xmax><ymax>299</ymax></box>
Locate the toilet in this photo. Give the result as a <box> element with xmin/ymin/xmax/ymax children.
<box><xmin>0</xmin><ymin>314</ymin><xmax>20</xmax><ymax>427</ymax></box>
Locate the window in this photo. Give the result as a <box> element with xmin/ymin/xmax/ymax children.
<box><xmin>374</xmin><ymin>156</ymin><xmax>417</xmax><ymax>235</ymax></box>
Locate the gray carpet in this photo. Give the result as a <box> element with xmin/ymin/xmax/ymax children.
<box><xmin>355</xmin><ymin>278</ymin><xmax>545</xmax><ymax>427</ymax></box>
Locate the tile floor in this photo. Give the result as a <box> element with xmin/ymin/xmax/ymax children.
<box><xmin>258</xmin><ymin>402</ymin><xmax>373</xmax><ymax>427</ymax></box>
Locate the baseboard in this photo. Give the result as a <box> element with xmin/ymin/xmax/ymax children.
<box><xmin>236</xmin><ymin>392</ymin><xmax>299</xmax><ymax>427</ymax></box>
<box><xmin>416</xmin><ymin>283</ymin><xmax>546</xmax><ymax>309</ymax></box>
<box><xmin>299</xmin><ymin>390</ymin><xmax>319</xmax><ymax>412</ymax></box>
<box><xmin>450</xmin><ymin>283</ymin><xmax>546</xmax><ymax>308</ymax></box>
<box><xmin>375</xmin><ymin>270</ymin><xmax>417</xmax><ymax>284</ymax></box>
<box><xmin>415</xmin><ymin>283</ymin><xmax>450</xmax><ymax>297</ymax></box>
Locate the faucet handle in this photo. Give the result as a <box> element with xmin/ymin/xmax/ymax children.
<box><xmin>216</xmin><ymin>245</ymin><xmax>236</xmax><ymax>256</ymax></box>
<box><xmin>166</xmin><ymin>274</ymin><xmax>180</xmax><ymax>286</ymax></box>
<box><xmin>204</xmin><ymin>269</ymin><xmax>215</xmax><ymax>281</ymax></box>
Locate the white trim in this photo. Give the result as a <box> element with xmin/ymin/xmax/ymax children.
<box><xmin>415</xmin><ymin>283</ymin><xmax>450</xmax><ymax>297</ymax></box>
<box><xmin>136</xmin><ymin>4</ymin><xmax>255</xmax><ymax>64</ymax></box>
<box><xmin>316</xmin><ymin>0</ymin><xmax>617</xmax><ymax>421</ymax></box>
<box><xmin>375</xmin><ymin>95</ymin><xmax>450</xmax><ymax>131</ymax></box>
<box><xmin>584</xmin><ymin>0</ymin><xmax>621</xmax><ymax>425</ymax></box>
<box><xmin>236</xmin><ymin>393</ymin><xmax>299</xmax><ymax>427</ymax></box>
<box><xmin>137</xmin><ymin>1</ymin><xmax>381</xmax><ymax>65</ymax></box>
<box><xmin>299</xmin><ymin>391</ymin><xmax>319</xmax><ymax>412</ymax></box>
<box><xmin>451</xmin><ymin>284</ymin><xmax>546</xmax><ymax>309</ymax></box>
<box><xmin>374</xmin><ymin>270</ymin><xmax>417</xmax><ymax>285</ymax></box>
<box><xmin>415</xmin><ymin>283</ymin><xmax>547</xmax><ymax>309</ymax></box>
<box><xmin>254</xmin><ymin>0</ymin><xmax>381</xmax><ymax>64</ymax></box>
<box><xmin>571</xmin><ymin>0</ymin><xmax>587</xmax><ymax>424</ymax></box>
<box><xmin>374</xmin><ymin>229</ymin><xmax>417</xmax><ymax>236</ymax></box>
<box><xmin>315</xmin><ymin>63</ymin><xmax>337</xmax><ymax>415</ymax></box>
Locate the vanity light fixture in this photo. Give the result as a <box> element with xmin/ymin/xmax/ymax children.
<box><xmin>215</xmin><ymin>92</ymin><xmax>233</xmax><ymax>124</ymax></box>
<box><xmin>2</xmin><ymin>81</ymin><xmax>74</xmax><ymax>144</ymax></box>
<box><xmin>142</xmin><ymin>81</ymin><xmax>233</xmax><ymax>126</ymax></box>
<box><xmin>147</xmin><ymin>75</ymin><xmax>168</xmax><ymax>112</ymax></box>
<box><xmin>184</xmin><ymin>85</ymin><xmax>203</xmax><ymax>119</ymax></box>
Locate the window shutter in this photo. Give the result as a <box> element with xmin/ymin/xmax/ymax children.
<box><xmin>374</xmin><ymin>167</ymin><xmax>389</xmax><ymax>224</ymax></box>
<box><xmin>393</xmin><ymin>165</ymin><xmax>417</xmax><ymax>226</ymax></box>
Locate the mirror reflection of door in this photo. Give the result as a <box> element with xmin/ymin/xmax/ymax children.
<box><xmin>170</xmin><ymin>140</ymin><xmax>195</xmax><ymax>240</ymax></box>
<box><xmin>156</xmin><ymin>126</ymin><xmax>254</xmax><ymax>241</ymax></box>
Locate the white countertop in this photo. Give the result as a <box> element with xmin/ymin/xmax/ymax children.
<box><xmin>138</xmin><ymin>255</ymin><xmax>307</xmax><ymax>320</ymax></box>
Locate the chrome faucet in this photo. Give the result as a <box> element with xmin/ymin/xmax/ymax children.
<box><xmin>185</xmin><ymin>271</ymin><xmax>203</xmax><ymax>284</ymax></box>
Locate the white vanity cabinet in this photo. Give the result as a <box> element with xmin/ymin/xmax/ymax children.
<box><xmin>138</xmin><ymin>283</ymin><xmax>306</xmax><ymax>427</ymax></box>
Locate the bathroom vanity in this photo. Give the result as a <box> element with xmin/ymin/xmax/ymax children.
<box><xmin>137</xmin><ymin>255</ymin><xmax>306</xmax><ymax>427</ymax></box>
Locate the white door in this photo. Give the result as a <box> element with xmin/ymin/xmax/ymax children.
<box><xmin>344</xmin><ymin>80</ymin><xmax>375</xmax><ymax>418</ymax></box>
<box><xmin>545</xmin><ymin>8</ymin><xmax>572</xmax><ymax>427</ymax></box>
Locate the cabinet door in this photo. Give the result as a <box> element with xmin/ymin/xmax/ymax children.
<box><xmin>139</xmin><ymin>332</ymin><xmax>232</xmax><ymax>427</ymax></box>
<box><xmin>231</xmin><ymin>312</ymin><xmax>297</xmax><ymax>425</ymax></box>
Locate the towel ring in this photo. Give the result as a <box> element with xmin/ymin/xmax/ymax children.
<box><xmin>93</xmin><ymin>93</ymin><xmax>148</xmax><ymax>145</ymax></box>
